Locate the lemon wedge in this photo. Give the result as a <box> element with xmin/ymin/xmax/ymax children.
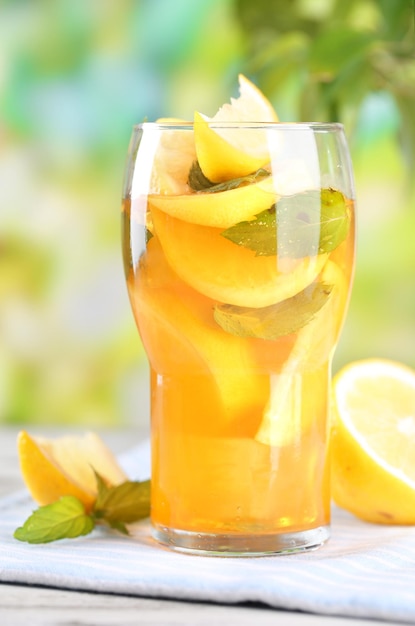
<box><xmin>194</xmin><ymin>74</ymin><xmax>278</xmax><ymax>182</ymax></box>
<box><xmin>17</xmin><ymin>431</ymin><xmax>127</xmax><ymax>512</ymax></box>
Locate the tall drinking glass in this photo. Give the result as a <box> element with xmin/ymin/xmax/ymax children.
<box><xmin>121</xmin><ymin>122</ymin><xmax>355</xmax><ymax>556</ymax></box>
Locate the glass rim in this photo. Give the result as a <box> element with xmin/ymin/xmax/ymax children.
<box><xmin>132</xmin><ymin>121</ymin><xmax>344</xmax><ymax>132</ymax></box>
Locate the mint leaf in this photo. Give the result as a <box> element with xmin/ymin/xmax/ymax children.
<box><xmin>106</xmin><ymin>519</ymin><xmax>129</xmax><ymax>535</ymax></box>
<box><xmin>187</xmin><ymin>161</ymin><xmax>214</xmax><ymax>190</ymax></box>
<box><xmin>318</xmin><ymin>188</ymin><xmax>350</xmax><ymax>252</ymax></box>
<box><xmin>221</xmin><ymin>188</ymin><xmax>350</xmax><ymax>257</ymax></box>
<box><xmin>14</xmin><ymin>496</ymin><xmax>95</xmax><ymax>544</ymax></box>
<box><xmin>94</xmin><ymin>472</ymin><xmax>151</xmax><ymax>526</ymax></box>
<box><xmin>14</xmin><ymin>473</ymin><xmax>152</xmax><ymax>544</ymax></box>
<box><xmin>188</xmin><ymin>161</ymin><xmax>270</xmax><ymax>193</ymax></box>
<box><xmin>214</xmin><ymin>281</ymin><xmax>333</xmax><ymax>340</ymax></box>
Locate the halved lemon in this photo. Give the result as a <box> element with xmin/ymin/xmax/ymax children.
<box><xmin>17</xmin><ymin>431</ymin><xmax>127</xmax><ymax>512</ymax></box>
<box><xmin>149</xmin><ymin>120</ymin><xmax>195</xmax><ymax>195</ymax></box>
<box><xmin>331</xmin><ymin>359</ymin><xmax>415</xmax><ymax>524</ymax></box>
<box><xmin>194</xmin><ymin>74</ymin><xmax>279</xmax><ymax>182</ymax></box>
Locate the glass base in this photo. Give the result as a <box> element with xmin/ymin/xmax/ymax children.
<box><xmin>152</xmin><ymin>524</ymin><xmax>330</xmax><ymax>557</ymax></box>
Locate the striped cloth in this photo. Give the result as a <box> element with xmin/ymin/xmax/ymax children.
<box><xmin>1</xmin><ymin>441</ymin><xmax>415</xmax><ymax>623</ymax></box>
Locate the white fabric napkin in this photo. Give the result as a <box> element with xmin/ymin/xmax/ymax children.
<box><xmin>1</xmin><ymin>440</ymin><xmax>415</xmax><ymax>624</ymax></box>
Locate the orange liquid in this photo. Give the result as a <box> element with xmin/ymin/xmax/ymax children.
<box><xmin>123</xmin><ymin>195</ymin><xmax>355</xmax><ymax>536</ymax></box>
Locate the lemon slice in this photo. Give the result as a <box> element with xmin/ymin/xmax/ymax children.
<box><xmin>151</xmin><ymin>206</ymin><xmax>327</xmax><ymax>308</ymax></box>
<box><xmin>149</xmin><ymin>122</ymin><xmax>195</xmax><ymax>195</ymax></box>
<box><xmin>254</xmin><ymin>260</ymin><xmax>347</xmax><ymax>447</ymax></box>
<box><xmin>204</xmin><ymin>75</ymin><xmax>278</xmax><ymax>124</ymax></box>
<box><xmin>148</xmin><ymin>175</ymin><xmax>276</xmax><ymax>228</ymax></box>
<box><xmin>17</xmin><ymin>431</ymin><xmax>127</xmax><ymax>511</ymax></box>
<box><xmin>331</xmin><ymin>359</ymin><xmax>415</xmax><ymax>524</ymax></box>
<box><xmin>133</xmin><ymin>237</ymin><xmax>268</xmax><ymax>421</ymax></box>
<box><xmin>194</xmin><ymin>74</ymin><xmax>278</xmax><ymax>182</ymax></box>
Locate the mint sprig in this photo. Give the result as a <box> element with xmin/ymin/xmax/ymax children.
<box><xmin>14</xmin><ymin>474</ymin><xmax>151</xmax><ymax>544</ymax></box>
<box><xmin>214</xmin><ymin>281</ymin><xmax>333</xmax><ymax>340</ymax></box>
<box><xmin>14</xmin><ymin>496</ymin><xmax>95</xmax><ymax>544</ymax></box>
<box><xmin>93</xmin><ymin>472</ymin><xmax>150</xmax><ymax>535</ymax></box>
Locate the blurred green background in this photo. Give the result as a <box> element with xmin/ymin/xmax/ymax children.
<box><xmin>1</xmin><ymin>0</ymin><xmax>414</xmax><ymax>427</ymax></box>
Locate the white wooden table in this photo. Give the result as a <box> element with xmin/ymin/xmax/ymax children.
<box><xmin>0</xmin><ymin>426</ymin><xmax>404</xmax><ymax>626</ymax></box>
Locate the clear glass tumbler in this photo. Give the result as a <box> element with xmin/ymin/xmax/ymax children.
<box><xmin>121</xmin><ymin>122</ymin><xmax>356</xmax><ymax>556</ymax></box>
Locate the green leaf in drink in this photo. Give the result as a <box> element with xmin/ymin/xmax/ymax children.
<box><xmin>221</xmin><ymin>188</ymin><xmax>350</xmax><ymax>258</ymax></box>
<box><xmin>187</xmin><ymin>161</ymin><xmax>215</xmax><ymax>190</ymax></box>
<box><xmin>214</xmin><ymin>281</ymin><xmax>333</xmax><ymax>340</ymax></box>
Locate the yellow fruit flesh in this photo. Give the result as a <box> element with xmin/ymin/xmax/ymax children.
<box><xmin>332</xmin><ymin>415</ymin><xmax>415</xmax><ymax>525</ymax></box>
<box><xmin>331</xmin><ymin>359</ymin><xmax>415</xmax><ymax>524</ymax></box>
<box><xmin>129</xmin><ymin>236</ymin><xmax>268</xmax><ymax>427</ymax></box>
<box><xmin>194</xmin><ymin>111</ymin><xmax>272</xmax><ymax>182</ymax></box>
<box><xmin>194</xmin><ymin>74</ymin><xmax>279</xmax><ymax>182</ymax></box>
<box><xmin>17</xmin><ymin>431</ymin><xmax>127</xmax><ymax>512</ymax></box>
<box><xmin>148</xmin><ymin>175</ymin><xmax>277</xmax><ymax>228</ymax></box>
<box><xmin>211</xmin><ymin>75</ymin><xmax>278</xmax><ymax>124</ymax></box>
<box><xmin>151</xmin><ymin>206</ymin><xmax>328</xmax><ymax>308</ymax></box>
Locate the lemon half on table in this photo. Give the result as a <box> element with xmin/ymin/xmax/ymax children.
<box><xmin>331</xmin><ymin>359</ymin><xmax>415</xmax><ymax>524</ymax></box>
